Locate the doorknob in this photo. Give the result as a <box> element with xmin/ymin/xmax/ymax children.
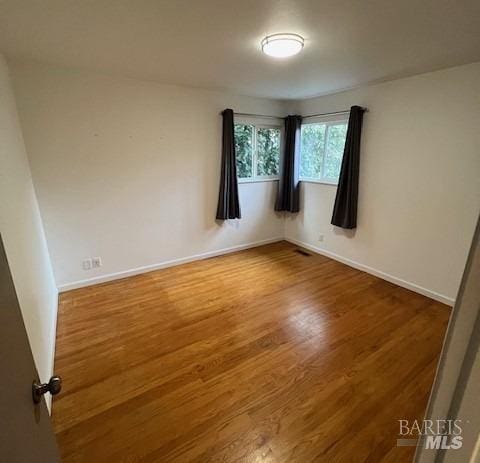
<box><xmin>32</xmin><ymin>376</ymin><xmax>62</xmax><ymax>404</ymax></box>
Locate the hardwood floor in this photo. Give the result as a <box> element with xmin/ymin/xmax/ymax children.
<box><xmin>53</xmin><ymin>241</ymin><xmax>450</xmax><ymax>462</ymax></box>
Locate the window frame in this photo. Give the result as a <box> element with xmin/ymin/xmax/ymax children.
<box><xmin>234</xmin><ymin>116</ymin><xmax>283</xmax><ymax>183</ymax></box>
<box><xmin>299</xmin><ymin>115</ymin><xmax>349</xmax><ymax>186</ymax></box>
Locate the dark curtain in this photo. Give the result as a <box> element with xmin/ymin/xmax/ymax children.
<box><xmin>331</xmin><ymin>106</ymin><xmax>366</xmax><ymax>229</ymax></box>
<box><xmin>275</xmin><ymin>115</ymin><xmax>302</xmax><ymax>212</ymax></box>
<box><xmin>216</xmin><ymin>109</ymin><xmax>241</xmax><ymax>220</ymax></box>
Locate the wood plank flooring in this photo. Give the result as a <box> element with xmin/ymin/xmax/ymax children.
<box><xmin>53</xmin><ymin>241</ymin><xmax>450</xmax><ymax>462</ymax></box>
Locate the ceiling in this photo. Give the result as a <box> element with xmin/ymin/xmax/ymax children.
<box><xmin>0</xmin><ymin>0</ymin><xmax>479</xmax><ymax>99</ymax></box>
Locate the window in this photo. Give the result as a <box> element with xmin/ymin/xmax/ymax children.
<box><xmin>299</xmin><ymin>119</ymin><xmax>348</xmax><ymax>184</ymax></box>
<box><xmin>234</xmin><ymin>123</ymin><xmax>281</xmax><ymax>181</ymax></box>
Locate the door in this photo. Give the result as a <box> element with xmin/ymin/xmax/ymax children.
<box><xmin>0</xmin><ymin>235</ymin><xmax>60</xmax><ymax>462</ymax></box>
<box><xmin>415</xmin><ymin>214</ymin><xmax>480</xmax><ymax>463</ymax></box>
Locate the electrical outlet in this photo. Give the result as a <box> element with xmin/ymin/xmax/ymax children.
<box><xmin>318</xmin><ymin>234</ymin><xmax>324</xmax><ymax>242</ymax></box>
<box><xmin>92</xmin><ymin>257</ymin><xmax>102</xmax><ymax>268</ymax></box>
<box><xmin>82</xmin><ymin>259</ymin><xmax>92</xmax><ymax>270</ymax></box>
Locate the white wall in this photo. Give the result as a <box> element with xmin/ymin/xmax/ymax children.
<box><xmin>0</xmin><ymin>55</ymin><xmax>58</xmax><ymax>393</ymax></box>
<box><xmin>286</xmin><ymin>63</ymin><xmax>480</xmax><ymax>304</ymax></box>
<box><xmin>9</xmin><ymin>60</ymin><xmax>479</xmax><ymax>303</ymax></box>
<box><xmin>10</xmin><ymin>62</ymin><xmax>286</xmax><ymax>289</ymax></box>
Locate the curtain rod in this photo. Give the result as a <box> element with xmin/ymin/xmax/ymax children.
<box><xmin>227</xmin><ymin>108</ymin><xmax>368</xmax><ymax>120</ymax></box>
<box><xmin>232</xmin><ymin>111</ymin><xmax>282</xmax><ymax>120</ymax></box>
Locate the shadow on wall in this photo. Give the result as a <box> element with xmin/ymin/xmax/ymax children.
<box><xmin>284</xmin><ymin>205</ymin><xmax>357</xmax><ymax>240</ymax></box>
<box><xmin>333</xmin><ymin>227</ymin><xmax>356</xmax><ymax>239</ymax></box>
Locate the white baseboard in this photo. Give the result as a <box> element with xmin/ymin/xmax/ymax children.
<box><xmin>285</xmin><ymin>237</ymin><xmax>455</xmax><ymax>306</ymax></box>
<box><xmin>58</xmin><ymin>235</ymin><xmax>455</xmax><ymax>306</ymax></box>
<box><xmin>58</xmin><ymin>237</ymin><xmax>284</xmax><ymax>292</ymax></box>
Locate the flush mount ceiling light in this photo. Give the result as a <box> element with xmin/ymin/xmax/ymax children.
<box><xmin>261</xmin><ymin>33</ymin><xmax>304</xmax><ymax>58</ymax></box>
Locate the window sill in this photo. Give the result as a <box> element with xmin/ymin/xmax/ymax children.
<box><xmin>300</xmin><ymin>179</ymin><xmax>338</xmax><ymax>186</ymax></box>
<box><xmin>238</xmin><ymin>178</ymin><xmax>279</xmax><ymax>184</ymax></box>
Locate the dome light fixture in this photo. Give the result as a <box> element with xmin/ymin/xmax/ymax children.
<box><xmin>261</xmin><ymin>33</ymin><xmax>304</xmax><ymax>58</ymax></box>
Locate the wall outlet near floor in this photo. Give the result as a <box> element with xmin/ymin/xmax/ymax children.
<box><xmin>318</xmin><ymin>234</ymin><xmax>325</xmax><ymax>242</ymax></box>
<box><xmin>83</xmin><ymin>257</ymin><xmax>102</xmax><ymax>270</ymax></box>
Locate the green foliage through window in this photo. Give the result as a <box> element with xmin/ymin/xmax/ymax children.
<box><xmin>234</xmin><ymin>123</ymin><xmax>281</xmax><ymax>180</ymax></box>
<box><xmin>234</xmin><ymin>124</ymin><xmax>253</xmax><ymax>178</ymax></box>
<box><xmin>300</xmin><ymin>121</ymin><xmax>347</xmax><ymax>182</ymax></box>
<box><xmin>256</xmin><ymin>128</ymin><xmax>280</xmax><ymax>176</ymax></box>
